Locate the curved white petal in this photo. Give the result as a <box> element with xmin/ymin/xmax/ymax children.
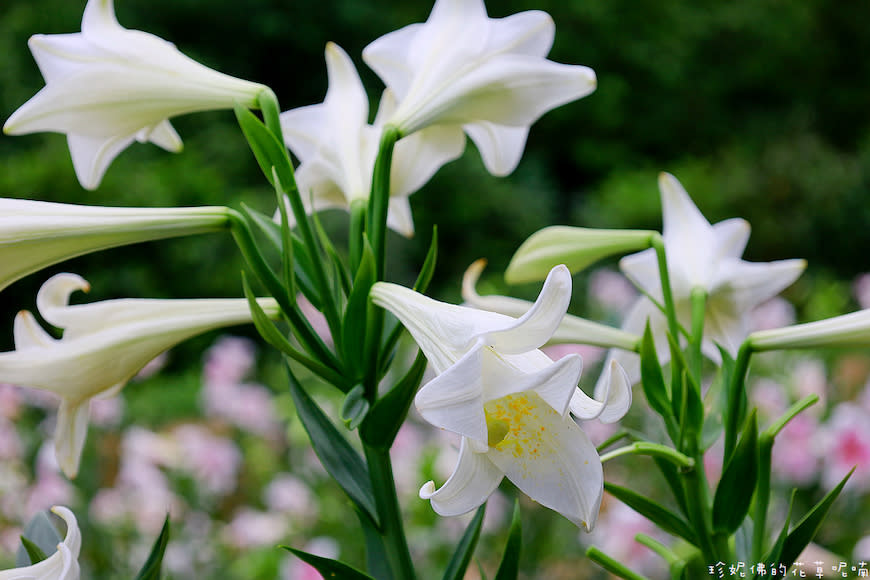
<box><xmin>362</xmin><ymin>24</ymin><xmax>422</xmax><ymax>99</ymax></box>
<box><xmin>718</xmin><ymin>258</ymin><xmax>807</xmax><ymax>312</ymax></box>
<box><xmin>139</xmin><ymin>119</ymin><xmax>183</xmax><ymax>152</ymax></box>
<box><xmin>54</xmin><ymin>400</ymin><xmax>90</xmax><ymax>478</ymax></box>
<box><xmin>571</xmin><ymin>359</ymin><xmax>632</xmax><ymax>422</ymax></box>
<box><xmin>415</xmin><ymin>347</ymin><xmax>486</xmax><ymax>442</ymax></box>
<box><xmin>391</xmin><ymin>124</ymin><xmax>466</xmax><ymax>197</ymax></box>
<box><xmin>386</xmin><ymin>197</ymin><xmax>415</xmax><ymax>238</ymax></box>
<box><xmin>485</xmin><ymin>392</ymin><xmax>603</xmax><ymax>530</ymax></box>
<box><xmin>36</xmin><ymin>273</ymin><xmax>90</xmax><ymax>329</ymax></box>
<box><xmin>619</xmin><ymin>247</ymin><xmax>661</xmax><ymax>300</ymax></box>
<box><xmin>0</xmin><ymin>506</ymin><xmax>82</xmax><ymax>580</ymax></box>
<box><xmin>67</xmin><ymin>133</ymin><xmax>137</xmax><ymax>191</ymax></box>
<box><xmin>483</xmin><ymin>264</ymin><xmax>572</xmax><ymax>354</ymax></box>
<box><xmin>464</xmin><ymin>122</ymin><xmax>529</xmax><ymax>176</ymax></box>
<box><xmin>81</xmin><ymin>0</ymin><xmax>123</xmax><ymax>37</ymax></box>
<box><xmin>420</xmin><ymin>437</ymin><xmax>503</xmax><ymax>517</ymax></box>
<box><xmin>711</xmin><ymin>217</ymin><xmax>750</xmax><ymax>260</ymax></box>
<box><xmin>482</xmin><ymin>349</ymin><xmax>582</xmax><ymax>416</ymax></box>
<box><xmin>486</xmin><ymin>10</ymin><xmax>554</xmax><ymax>57</ymax></box>
<box><xmin>370</xmin><ymin>282</ymin><xmax>513</xmax><ymax>372</ymax></box>
<box><xmin>13</xmin><ymin>311</ymin><xmax>57</xmax><ymax>350</ymax></box>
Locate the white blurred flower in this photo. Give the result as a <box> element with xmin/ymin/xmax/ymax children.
<box><xmin>0</xmin><ymin>273</ymin><xmax>278</xmax><ymax>477</ymax></box>
<box><xmin>3</xmin><ymin>0</ymin><xmax>267</xmax><ymax>189</ymax></box>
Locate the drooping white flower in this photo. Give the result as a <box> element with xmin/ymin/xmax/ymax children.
<box><xmin>280</xmin><ymin>43</ymin><xmax>463</xmax><ymax>236</ymax></box>
<box><xmin>3</xmin><ymin>0</ymin><xmax>267</xmax><ymax>189</ymax></box>
<box><xmin>0</xmin><ymin>198</ymin><xmax>230</xmax><ymax>292</ymax></box>
<box><xmin>611</xmin><ymin>172</ymin><xmax>806</xmax><ymax>382</ymax></box>
<box><xmin>371</xmin><ymin>265</ymin><xmax>630</xmax><ymax>529</ymax></box>
<box><xmin>362</xmin><ymin>0</ymin><xmax>596</xmax><ymax>176</ymax></box>
<box><xmin>0</xmin><ymin>506</ymin><xmax>81</xmax><ymax>580</ymax></box>
<box><xmin>0</xmin><ymin>273</ymin><xmax>280</xmax><ymax>478</ymax></box>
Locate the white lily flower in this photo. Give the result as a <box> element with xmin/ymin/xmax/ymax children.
<box><xmin>280</xmin><ymin>43</ymin><xmax>463</xmax><ymax>236</ymax></box>
<box><xmin>362</xmin><ymin>0</ymin><xmax>596</xmax><ymax>176</ymax></box>
<box><xmin>3</xmin><ymin>0</ymin><xmax>267</xmax><ymax>190</ymax></box>
<box><xmin>371</xmin><ymin>265</ymin><xmax>630</xmax><ymax>529</ymax></box>
<box><xmin>0</xmin><ymin>198</ymin><xmax>230</xmax><ymax>292</ymax></box>
<box><xmin>749</xmin><ymin>309</ymin><xmax>870</xmax><ymax>351</ymax></box>
<box><xmin>609</xmin><ymin>172</ymin><xmax>806</xmax><ymax>383</ymax></box>
<box><xmin>1</xmin><ymin>273</ymin><xmax>280</xmax><ymax>478</ymax></box>
<box><xmin>0</xmin><ymin>506</ymin><xmax>81</xmax><ymax>580</ymax></box>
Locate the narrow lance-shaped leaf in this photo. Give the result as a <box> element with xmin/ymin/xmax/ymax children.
<box><xmin>604</xmin><ymin>482</ymin><xmax>698</xmax><ymax>544</ymax></box>
<box><xmin>134</xmin><ymin>516</ymin><xmax>170</xmax><ymax>580</ymax></box>
<box><xmin>587</xmin><ymin>547</ymin><xmax>651</xmax><ymax>580</ymax></box>
<box><xmin>493</xmin><ymin>501</ymin><xmax>523</xmax><ymax>580</ymax></box>
<box><xmin>342</xmin><ymin>237</ymin><xmax>376</xmax><ymax>379</ymax></box>
<box><xmin>712</xmin><ymin>410</ymin><xmax>758</xmax><ymax>534</ymax></box>
<box><xmin>778</xmin><ymin>468</ymin><xmax>854</xmax><ymax>569</ymax></box>
<box><xmin>285</xmin><ymin>362</ymin><xmax>379</xmax><ymax>524</ymax></box>
<box><xmin>640</xmin><ymin>323</ymin><xmax>678</xmax><ymax>442</ymax></box>
<box><xmin>234</xmin><ymin>103</ymin><xmax>295</xmax><ymax>191</ymax></box>
<box><xmin>19</xmin><ymin>537</ymin><xmax>47</xmax><ymax>566</ymax></box>
<box><xmin>442</xmin><ymin>504</ymin><xmax>486</xmax><ymax>580</ymax></box>
<box><xmin>282</xmin><ymin>547</ymin><xmax>375</xmax><ymax>580</ymax></box>
<box><xmin>361</xmin><ymin>349</ymin><xmax>427</xmax><ymax>449</ymax></box>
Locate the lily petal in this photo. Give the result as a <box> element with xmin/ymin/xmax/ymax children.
<box><xmin>54</xmin><ymin>400</ymin><xmax>90</xmax><ymax>478</ymax></box>
<box><xmin>419</xmin><ymin>438</ymin><xmax>503</xmax><ymax>517</ymax></box>
<box><xmin>572</xmin><ymin>359</ymin><xmax>632</xmax><ymax>422</ymax></box>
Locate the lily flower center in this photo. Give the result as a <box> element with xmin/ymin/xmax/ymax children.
<box><xmin>484</xmin><ymin>392</ymin><xmax>553</xmax><ymax>458</ymax></box>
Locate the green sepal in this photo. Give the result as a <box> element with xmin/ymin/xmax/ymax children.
<box><xmin>242</xmin><ymin>273</ymin><xmax>347</xmax><ymax>389</ymax></box>
<box><xmin>16</xmin><ymin>511</ymin><xmax>61</xmax><ymax>567</ymax></box>
<box><xmin>442</xmin><ymin>504</ymin><xmax>486</xmax><ymax>580</ymax></box>
<box><xmin>341</xmin><ymin>385</ymin><xmax>370</xmax><ymax>430</ymax></box>
<box><xmin>778</xmin><ymin>468</ymin><xmax>854</xmax><ymax>569</ymax></box>
<box><xmin>134</xmin><ymin>515</ymin><xmax>170</xmax><ymax>580</ymax></box>
<box><xmin>282</xmin><ymin>547</ymin><xmax>375</xmax><ymax>580</ymax></box>
<box><xmin>640</xmin><ymin>323</ymin><xmax>678</xmax><ymax>442</ymax></box>
<box><xmin>361</xmin><ymin>349</ymin><xmax>427</xmax><ymax>449</ymax></box>
<box><xmin>493</xmin><ymin>501</ymin><xmax>522</xmax><ymax>580</ymax></box>
<box><xmin>604</xmin><ymin>482</ymin><xmax>698</xmax><ymax>544</ymax></box>
<box><xmin>355</xmin><ymin>509</ymin><xmax>393</xmax><ymax>580</ymax></box>
<box><xmin>342</xmin><ymin>237</ymin><xmax>376</xmax><ymax>379</ymax></box>
<box><xmin>19</xmin><ymin>536</ymin><xmax>47</xmax><ymax>566</ymax></box>
<box><xmin>233</xmin><ymin>103</ymin><xmax>295</xmax><ymax>191</ymax></box>
<box><xmin>712</xmin><ymin>410</ymin><xmax>758</xmax><ymax>534</ymax></box>
<box><xmin>587</xmin><ymin>546</ymin><xmax>651</xmax><ymax>580</ymax></box>
<box><xmin>286</xmin><ymin>363</ymin><xmax>379</xmax><ymax>525</ymax></box>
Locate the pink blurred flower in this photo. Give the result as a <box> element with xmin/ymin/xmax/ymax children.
<box><xmin>791</xmin><ymin>359</ymin><xmax>827</xmax><ymax>413</ymax></box>
<box><xmin>202</xmin><ymin>381</ymin><xmax>280</xmax><ymax>436</ymax></box>
<box><xmin>771</xmin><ymin>412</ymin><xmax>821</xmax><ymax>487</ymax></box>
<box><xmin>265</xmin><ymin>474</ymin><xmax>317</xmax><ymax>520</ymax></box>
<box><xmin>853</xmin><ymin>273</ymin><xmax>870</xmax><ymax>310</ymax></box>
<box><xmin>818</xmin><ymin>403</ymin><xmax>870</xmax><ymax>492</ymax></box>
<box><xmin>751</xmin><ymin>378</ymin><xmax>790</xmax><ymax>420</ymax></box>
<box><xmin>26</xmin><ymin>447</ymin><xmax>75</xmax><ymax>517</ymax></box>
<box><xmin>173</xmin><ymin>424</ymin><xmax>241</xmax><ymax>496</ymax></box>
<box><xmin>202</xmin><ymin>335</ymin><xmax>256</xmax><ymax>386</ymax></box>
<box><xmin>0</xmin><ymin>417</ymin><xmax>22</xmax><ymax>460</ymax></box>
<box><xmin>133</xmin><ymin>351</ymin><xmax>169</xmax><ymax>381</ymax></box>
<box><xmin>749</xmin><ymin>297</ymin><xmax>796</xmax><ymax>332</ymax></box>
<box><xmin>90</xmin><ymin>395</ymin><xmax>123</xmax><ymax>428</ymax></box>
<box><xmin>587</xmin><ymin>501</ymin><xmax>668</xmax><ymax>579</ymax></box>
<box><xmin>0</xmin><ymin>384</ymin><xmax>23</xmax><ymax>419</ymax></box>
<box><xmin>224</xmin><ymin>508</ymin><xmax>288</xmax><ymax>549</ymax></box>
<box><xmin>588</xmin><ymin>269</ymin><xmax>638</xmax><ymax>314</ymax></box>
<box><xmin>543</xmin><ymin>343</ymin><xmax>605</xmax><ymax>366</ymax></box>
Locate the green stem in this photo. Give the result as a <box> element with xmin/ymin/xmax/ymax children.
<box><xmin>364</xmin><ymin>444</ymin><xmax>416</xmax><ymax>580</ymax></box>
<box><xmin>599</xmin><ymin>442</ymin><xmax>695</xmax><ymax>469</ymax></box>
<box><xmin>368</xmin><ymin>126</ymin><xmax>401</xmax><ymax>280</ymax></box>
<box><xmin>753</xmin><ymin>436</ymin><xmax>773</xmax><ymax>563</ymax></box>
<box><xmin>681</xmin><ymin>462</ymin><xmax>717</xmax><ymax>563</ymax></box>
<box><xmin>724</xmin><ymin>342</ymin><xmax>753</xmax><ymax>461</ymax></box>
<box><xmin>688</xmin><ymin>287</ymin><xmax>707</xmax><ymax>381</ymax></box>
<box><xmin>349</xmin><ymin>198</ymin><xmax>367</xmax><ymax>274</ymax></box>
<box><xmin>651</xmin><ymin>234</ymin><xmax>680</xmax><ymax>343</ymax></box>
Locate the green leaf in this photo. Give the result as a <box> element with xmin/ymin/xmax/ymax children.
<box><xmin>712</xmin><ymin>410</ymin><xmax>758</xmax><ymax>534</ymax></box>
<box><xmin>605</xmin><ymin>482</ymin><xmax>698</xmax><ymax>544</ymax></box>
<box><xmin>286</xmin><ymin>363</ymin><xmax>378</xmax><ymax>525</ymax></box>
<box><xmin>760</xmin><ymin>490</ymin><xmax>795</xmax><ymax>571</ymax></box>
<box><xmin>640</xmin><ymin>324</ymin><xmax>677</xmax><ymax>442</ymax></box>
<box><xmin>242</xmin><ymin>273</ymin><xmax>347</xmax><ymax>388</ymax></box>
<box><xmin>134</xmin><ymin>515</ymin><xmax>170</xmax><ymax>580</ymax></box>
<box><xmin>234</xmin><ymin>103</ymin><xmax>295</xmax><ymax>191</ymax></box>
<box><xmin>341</xmin><ymin>384</ymin><xmax>370</xmax><ymax>430</ymax></box>
<box><xmin>442</xmin><ymin>504</ymin><xmax>486</xmax><ymax>580</ymax></box>
<box><xmin>342</xmin><ymin>238</ymin><xmax>376</xmax><ymax>378</ymax></box>
<box><xmin>361</xmin><ymin>349</ymin><xmax>427</xmax><ymax>449</ymax></box>
<box><xmin>493</xmin><ymin>501</ymin><xmax>522</xmax><ymax>580</ymax></box>
<box><xmin>16</xmin><ymin>511</ymin><xmax>61</xmax><ymax>567</ymax></box>
<box><xmin>282</xmin><ymin>547</ymin><xmax>375</xmax><ymax>580</ymax></box>
<box><xmin>778</xmin><ymin>468</ymin><xmax>854</xmax><ymax>569</ymax></box>
<box><xmin>19</xmin><ymin>536</ymin><xmax>47</xmax><ymax>566</ymax></box>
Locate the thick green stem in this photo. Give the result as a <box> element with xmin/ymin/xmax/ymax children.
<box><xmin>349</xmin><ymin>198</ymin><xmax>367</xmax><ymax>274</ymax></box>
<box><xmin>650</xmin><ymin>234</ymin><xmax>680</xmax><ymax>343</ymax></box>
<box><xmin>724</xmin><ymin>342</ymin><xmax>753</xmax><ymax>461</ymax></box>
<box><xmin>688</xmin><ymin>287</ymin><xmax>707</xmax><ymax>381</ymax></box>
<box><xmin>364</xmin><ymin>444</ymin><xmax>416</xmax><ymax>580</ymax></box>
<box><xmin>681</xmin><ymin>464</ymin><xmax>718</xmax><ymax>563</ymax></box>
